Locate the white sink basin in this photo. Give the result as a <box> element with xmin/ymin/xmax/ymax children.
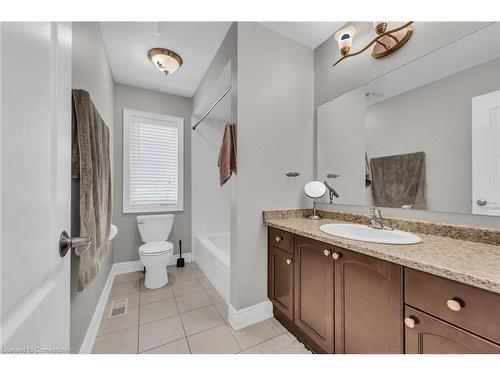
<box><xmin>319</xmin><ymin>223</ymin><xmax>422</xmax><ymax>245</ymax></box>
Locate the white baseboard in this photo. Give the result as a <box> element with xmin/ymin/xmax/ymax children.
<box><xmin>228</xmin><ymin>299</ymin><xmax>273</xmax><ymax>331</ymax></box>
<box><xmin>78</xmin><ymin>264</ymin><xmax>116</xmax><ymax>354</ymax></box>
<box><xmin>112</xmin><ymin>260</ymin><xmax>143</xmax><ymax>274</ymax></box>
<box><xmin>79</xmin><ymin>253</ymin><xmax>192</xmax><ymax>353</ymax></box>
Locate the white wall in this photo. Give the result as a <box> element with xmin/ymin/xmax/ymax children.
<box><xmin>231</xmin><ymin>23</ymin><xmax>315</xmax><ymax>310</ymax></box>
<box><xmin>70</xmin><ymin>22</ymin><xmax>115</xmax><ymax>353</ymax></box>
<box><xmin>191</xmin><ymin>116</ymin><xmax>231</xmax><ymax>240</ymax></box>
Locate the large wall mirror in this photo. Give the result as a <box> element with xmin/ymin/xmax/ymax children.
<box><xmin>317</xmin><ymin>23</ymin><xmax>500</xmax><ymax>216</ymax></box>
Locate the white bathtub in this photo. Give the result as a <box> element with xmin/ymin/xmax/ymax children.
<box><xmin>194</xmin><ymin>232</ymin><xmax>230</xmax><ymax>303</ymax></box>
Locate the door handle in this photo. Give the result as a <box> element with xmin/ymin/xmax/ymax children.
<box><xmin>476</xmin><ymin>199</ymin><xmax>488</xmax><ymax>206</ymax></box>
<box><xmin>59</xmin><ymin>230</ymin><xmax>92</xmax><ymax>257</ymax></box>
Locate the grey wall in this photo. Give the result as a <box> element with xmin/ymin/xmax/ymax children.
<box><xmin>365</xmin><ymin>58</ymin><xmax>500</xmax><ymax>214</ymax></box>
<box><xmin>314</xmin><ymin>21</ymin><xmax>500</xmax><ymax>228</ymax></box>
<box><xmin>231</xmin><ymin>23</ymin><xmax>315</xmax><ymax>310</ymax></box>
<box><xmin>70</xmin><ymin>22</ymin><xmax>115</xmax><ymax>353</ymax></box>
<box><xmin>193</xmin><ymin>22</ymin><xmax>237</xmax><ymax>123</ymax></box>
<box><xmin>113</xmin><ymin>83</ymin><xmax>193</xmax><ymax>263</ymax></box>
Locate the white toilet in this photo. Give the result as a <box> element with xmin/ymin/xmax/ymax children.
<box><xmin>137</xmin><ymin>214</ymin><xmax>175</xmax><ymax>289</ymax></box>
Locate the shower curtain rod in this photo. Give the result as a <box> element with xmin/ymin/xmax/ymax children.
<box><xmin>192</xmin><ymin>85</ymin><xmax>231</xmax><ymax>130</ymax></box>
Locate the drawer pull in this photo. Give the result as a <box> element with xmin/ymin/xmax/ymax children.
<box><xmin>404</xmin><ymin>317</ymin><xmax>417</xmax><ymax>328</ymax></box>
<box><xmin>275</xmin><ymin>236</ymin><xmax>283</xmax><ymax>242</ymax></box>
<box><xmin>286</xmin><ymin>259</ymin><xmax>293</xmax><ymax>265</ymax></box>
<box><xmin>323</xmin><ymin>249</ymin><xmax>331</xmax><ymax>256</ymax></box>
<box><xmin>446</xmin><ymin>298</ymin><xmax>464</xmax><ymax>312</ymax></box>
<box><xmin>332</xmin><ymin>252</ymin><xmax>341</xmax><ymax>260</ymax></box>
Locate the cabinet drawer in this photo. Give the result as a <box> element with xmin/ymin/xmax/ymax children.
<box><xmin>405</xmin><ymin>268</ymin><xmax>500</xmax><ymax>343</ymax></box>
<box><xmin>268</xmin><ymin>227</ymin><xmax>293</xmax><ymax>254</ymax></box>
<box><xmin>405</xmin><ymin>306</ymin><xmax>500</xmax><ymax>354</ymax></box>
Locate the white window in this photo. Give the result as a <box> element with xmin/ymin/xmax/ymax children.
<box><xmin>123</xmin><ymin>109</ymin><xmax>184</xmax><ymax>213</ymax></box>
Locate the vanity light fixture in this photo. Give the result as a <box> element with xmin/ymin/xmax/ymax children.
<box><xmin>333</xmin><ymin>21</ymin><xmax>414</xmax><ymax>67</ymax></box>
<box><xmin>147</xmin><ymin>48</ymin><xmax>183</xmax><ymax>75</ymax></box>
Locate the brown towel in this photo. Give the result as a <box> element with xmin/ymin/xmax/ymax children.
<box><xmin>370</xmin><ymin>151</ymin><xmax>427</xmax><ymax>210</ymax></box>
<box><xmin>217</xmin><ymin>124</ymin><xmax>237</xmax><ymax>186</ymax></box>
<box><xmin>72</xmin><ymin>89</ymin><xmax>112</xmax><ymax>292</ymax></box>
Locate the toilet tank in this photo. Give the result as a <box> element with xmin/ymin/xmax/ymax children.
<box><xmin>136</xmin><ymin>214</ymin><xmax>174</xmax><ymax>243</ymax></box>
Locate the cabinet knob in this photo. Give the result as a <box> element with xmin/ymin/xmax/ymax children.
<box><xmin>332</xmin><ymin>252</ymin><xmax>341</xmax><ymax>260</ymax></box>
<box><xmin>286</xmin><ymin>259</ymin><xmax>293</xmax><ymax>265</ymax></box>
<box><xmin>323</xmin><ymin>249</ymin><xmax>331</xmax><ymax>256</ymax></box>
<box><xmin>404</xmin><ymin>317</ymin><xmax>417</xmax><ymax>328</ymax></box>
<box><xmin>446</xmin><ymin>298</ymin><xmax>464</xmax><ymax>312</ymax></box>
<box><xmin>275</xmin><ymin>236</ymin><xmax>282</xmax><ymax>242</ymax></box>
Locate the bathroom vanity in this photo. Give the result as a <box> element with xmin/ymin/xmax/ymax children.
<box><xmin>265</xmin><ymin>211</ymin><xmax>500</xmax><ymax>354</ymax></box>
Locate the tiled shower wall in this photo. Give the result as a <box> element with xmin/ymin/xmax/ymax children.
<box><xmin>191</xmin><ymin>116</ymin><xmax>231</xmax><ymax>244</ymax></box>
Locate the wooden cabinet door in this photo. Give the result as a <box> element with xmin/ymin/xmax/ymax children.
<box><xmin>268</xmin><ymin>245</ymin><xmax>294</xmax><ymax>321</ymax></box>
<box><xmin>334</xmin><ymin>247</ymin><xmax>403</xmax><ymax>353</ymax></box>
<box><xmin>294</xmin><ymin>235</ymin><xmax>335</xmax><ymax>353</ymax></box>
<box><xmin>405</xmin><ymin>306</ymin><xmax>500</xmax><ymax>353</ymax></box>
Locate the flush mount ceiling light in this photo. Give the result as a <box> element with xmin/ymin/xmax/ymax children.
<box><xmin>333</xmin><ymin>21</ymin><xmax>414</xmax><ymax>67</ymax></box>
<box><xmin>147</xmin><ymin>48</ymin><xmax>183</xmax><ymax>75</ymax></box>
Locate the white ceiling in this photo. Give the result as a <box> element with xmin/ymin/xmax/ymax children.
<box><xmin>100</xmin><ymin>22</ymin><xmax>232</xmax><ymax>97</ymax></box>
<box><xmin>100</xmin><ymin>22</ymin><xmax>346</xmax><ymax>98</ymax></box>
<box><xmin>259</xmin><ymin>22</ymin><xmax>346</xmax><ymax>49</ymax></box>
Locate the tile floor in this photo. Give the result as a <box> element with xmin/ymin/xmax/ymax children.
<box><xmin>92</xmin><ymin>262</ymin><xmax>311</xmax><ymax>354</ymax></box>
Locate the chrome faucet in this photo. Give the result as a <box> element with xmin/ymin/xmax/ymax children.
<box><xmin>324</xmin><ymin>181</ymin><xmax>339</xmax><ymax>204</ymax></box>
<box><xmin>368</xmin><ymin>208</ymin><xmax>393</xmax><ymax>230</ymax></box>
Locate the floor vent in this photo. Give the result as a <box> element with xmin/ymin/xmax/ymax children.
<box><xmin>109</xmin><ymin>298</ymin><xmax>128</xmax><ymax>318</ymax></box>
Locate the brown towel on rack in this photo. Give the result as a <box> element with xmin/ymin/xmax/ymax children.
<box><xmin>370</xmin><ymin>151</ymin><xmax>427</xmax><ymax>210</ymax></box>
<box><xmin>217</xmin><ymin>124</ymin><xmax>237</xmax><ymax>186</ymax></box>
<box><xmin>72</xmin><ymin>89</ymin><xmax>112</xmax><ymax>292</ymax></box>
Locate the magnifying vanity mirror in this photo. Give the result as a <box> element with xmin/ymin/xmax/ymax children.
<box><xmin>304</xmin><ymin>181</ymin><xmax>327</xmax><ymax>220</ymax></box>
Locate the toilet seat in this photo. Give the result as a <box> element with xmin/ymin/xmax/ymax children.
<box><xmin>139</xmin><ymin>241</ymin><xmax>174</xmax><ymax>255</ymax></box>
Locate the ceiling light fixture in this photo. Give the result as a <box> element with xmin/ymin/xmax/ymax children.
<box><xmin>333</xmin><ymin>22</ymin><xmax>414</xmax><ymax>67</ymax></box>
<box><xmin>147</xmin><ymin>48</ymin><xmax>183</xmax><ymax>75</ymax></box>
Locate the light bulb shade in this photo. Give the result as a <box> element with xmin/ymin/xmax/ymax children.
<box><xmin>148</xmin><ymin>48</ymin><xmax>183</xmax><ymax>75</ymax></box>
<box><xmin>335</xmin><ymin>26</ymin><xmax>356</xmax><ymax>56</ymax></box>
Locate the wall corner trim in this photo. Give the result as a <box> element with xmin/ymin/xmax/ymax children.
<box><xmin>78</xmin><ymin>254</ymin><xmax>192</xmax><ymax>353</ymax></box>
<box><xmin>228</xmin><ymin>299</ymin><xmax>273</xmax><ymax>331</ymax></box>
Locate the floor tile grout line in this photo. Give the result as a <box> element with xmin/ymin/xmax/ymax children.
<box><xmin>226</xmin><ymin>321</ymin><xmax>244</xmax><ymax>352</ymax></box>
<box><xmin>96</xmin><ymin>323</ymin><xmax>140</xmax><ymax>339</ymax></box>
<box><xmin>171</xmin><ymin>290</ymin><xmax>192</xmax><ymax>354</ymax></box>
<box><xmin>136</xmin><ymin>278</ymin><xmax>141</xmax><ymax>354</ymax></box>
<box><xmin>138</xmin><ymin>337</ymin><xmax>188</xmax><ymax>354</ymax></box>
<box><xmin>238</xmin><ymin>333</ymin><xmax>287</xmax><ymax>354</ymax></box>
<box><xmin>227</xmin><ymin>319</ymin><xmax>281</xmax><ymax>353</ymax></box>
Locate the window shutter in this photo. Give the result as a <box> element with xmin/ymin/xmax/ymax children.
<box><xmin>129</xmin><ymin>120</ymin><xmax>179</xmax><ymax>207</ymax></box>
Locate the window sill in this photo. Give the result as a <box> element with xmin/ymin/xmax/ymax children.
<box><xmin>123</xmin><ymin>205</ymin><xmax>184</xmax><ymax>214</ymax></box>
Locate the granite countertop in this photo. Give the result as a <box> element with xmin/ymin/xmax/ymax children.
<box><xmin>264</xmin><ymin>216</ymin><xmax>500</xmax><ymax>294</ymax></box>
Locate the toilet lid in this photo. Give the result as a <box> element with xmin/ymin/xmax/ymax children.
<box><xmin>139</xmin><ymin>241</ymin><xmax>174</xmax><ymax>255</ymax></box>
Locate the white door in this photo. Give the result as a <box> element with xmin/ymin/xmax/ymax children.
<box><xmin>472</xmin><ymin>90</ymin><xmax>500</xmax><ymax>216</ymax></box>
<box><xmin>0</xmin><ymin>22</ymin><xmax>72</xmax><ymax>353</ymax></box>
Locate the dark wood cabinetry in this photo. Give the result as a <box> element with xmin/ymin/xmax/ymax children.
<box><xmin>268</xmin><ymin>245</ymin><xmax>294</xmax><ymax>321</ymax></box>
<box><xmin>266</xmin><ymin>226</ymin><xmax>500</xmax><ymax>354</ymax></box>
<box><xmin>405</xmin><ymin>268</ymin><xmax>500</xmax><ymax>344</ymax></box>
<box><xmin>404</xmin><ymin>306</ymin><xmax>500</xmax><ymax>354</ymax></box>
<box><xmin>334</xmin><ymin>248</ymin><xmax>403</xmax><ymax>353</ymax></box>
<box><xmin>294</xmin><ymin>236</ymin><xmax>335</xmax><ymax>353</ymax></box>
